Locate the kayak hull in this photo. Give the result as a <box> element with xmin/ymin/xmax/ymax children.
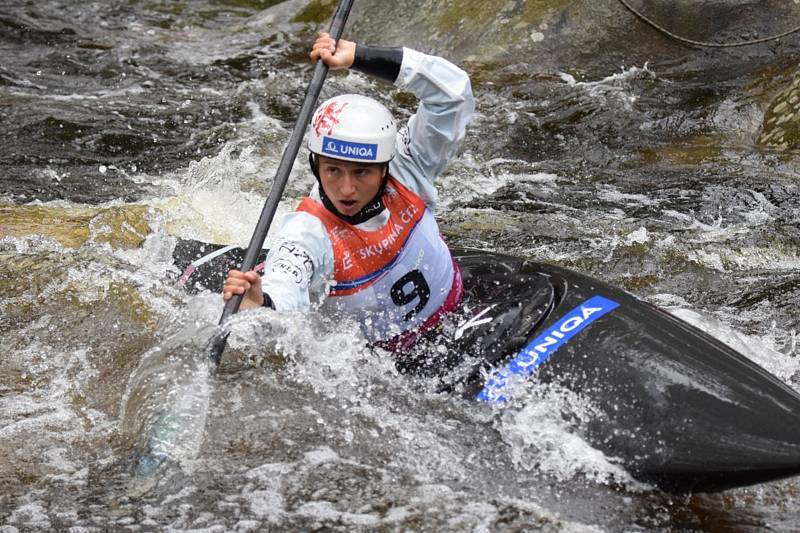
<box><xmin>173</xmin><ymin>240</ymin><xmax>800</xmax><ymax>492</ymax></box>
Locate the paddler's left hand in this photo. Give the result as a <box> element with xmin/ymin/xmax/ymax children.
<box><xmin>310</xmin><ymin>32</ymin><xmax>355</xmax><ymax>70</ymax></box>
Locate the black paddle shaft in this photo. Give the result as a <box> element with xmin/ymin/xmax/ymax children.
<box><xmin>211</xmin><ymin>0</ymin><xmax>355</xmax><ymax>362</ymax></box>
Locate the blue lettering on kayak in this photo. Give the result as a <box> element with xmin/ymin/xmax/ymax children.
<box><xmin>322</xmin><ymin>136</ymin><xmax>378</xmax><ymax>160</ymax></box>
<box><xmin>476</xmin><ymin>295</ymin><xmax>620</xmax><ymax>403</ymax></box>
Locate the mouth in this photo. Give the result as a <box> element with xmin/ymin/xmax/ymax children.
<box><xmin>338</xmin><ymin>199</ymin><xmax>359</xmax><ymax>213</ymax></box>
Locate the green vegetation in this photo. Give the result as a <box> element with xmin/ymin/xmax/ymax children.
<box><xmin>292</xmin><ymin>0</ymin><xmax>336</xmax><ymax>24</ymax></box>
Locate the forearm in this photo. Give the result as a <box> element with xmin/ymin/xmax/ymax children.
<box><xmin>352</xmin><ymin>45</ymin><xmax>403</xmax><ymax>84</ymax></box>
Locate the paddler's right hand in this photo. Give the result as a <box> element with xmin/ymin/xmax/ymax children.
<box><xmin>310</xmin><ymin>32</ymin><xmax>355</xmax><ymax>70</ymax></box>
<box><xmin>222</xmin><ymin>270</ymin><xmax>264</xmax><ymax>310</ymax></box>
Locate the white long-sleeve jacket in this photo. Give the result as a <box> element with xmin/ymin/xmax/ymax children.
<box><xmin>261</xmin><ymin>47</ymin><xmax>474</xmax><ymax>327</ymax></box>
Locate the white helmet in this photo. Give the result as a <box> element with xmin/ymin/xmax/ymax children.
<box><xmin>308</xmin><ymin>94</ymin><xmax>396</xmax><ymax>164</ymax></box>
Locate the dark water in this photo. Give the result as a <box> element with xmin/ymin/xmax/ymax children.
<box><xmin>2</xmin><ymin>0</ymin><xmax>800</xmax><ymax>531</ymax></box>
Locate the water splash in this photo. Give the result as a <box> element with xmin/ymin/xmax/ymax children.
<box><xmin>558</xmin><ymin>64</ymin><xmax>655</xmax><ymax>111</ymax></box>
<box><xmin>121</xmin><ymin>321</ymin><xmax>219</xmax><ymax>486</ymax></box>
<box><xmin>492</xmin><ymin>381</ymin><xmax>639</xmax><ymax>488</ymax></box>
<box><xmin>665</xmin><ymin>306</ymin><xmax>800</xmax><ymax>388</ymax></box>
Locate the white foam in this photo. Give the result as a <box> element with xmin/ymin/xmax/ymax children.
<box><xmin>624</xmin><ymin>226</ymin><xmax>650</xmax><ymax>245</ymax></box>
<box><xmin>558</xmin><ymin>64</ymin><xmax>655</xmax><ymax>110</ymax></box>
<box><xmin>438</xmin><ymin>154</ymin><xmax>559</xmax><ymax>208</ymax></box>
<box><xmin>597</xmin><ymin>184</ymin><xmax>660</xmax><ymax>206</ymax></box>
<box><xmin>668</xmin><ymin>307</ymin><xmax>800</xmax><ymax>386</ymax></box>
<box><xmin>491</xmin><ymin>382</ymin><xmax>640</xmax><ymax>489</ymax></box>
<box><xmin>7</xmin><ymin>503</ymin><xmax>51</xmax><ymax>530</ymax></box>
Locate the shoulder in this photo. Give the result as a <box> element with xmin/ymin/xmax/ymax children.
<box><xmin>273</xmin><ymin>209</ymin><xmax>331</xmax><ymax>251</ymax></box>
<box><xmin>281</xmin><ymin>208</ymin><xmax>326</xmax><ymax>230</ymax></box>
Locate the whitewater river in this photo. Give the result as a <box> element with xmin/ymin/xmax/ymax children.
<box><xmin>2</xmin><ymin>0</ymin><xmax>800</xmax><ymax>531</ymax></box>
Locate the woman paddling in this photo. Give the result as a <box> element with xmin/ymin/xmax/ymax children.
<box><xmin>222</xmin><ymin>31</ymin><xmax>474</xmax><ymax>361</ymax></box>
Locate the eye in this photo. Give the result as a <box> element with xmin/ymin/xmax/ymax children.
<box><xmin>354</xmin><ymin>168</ymin><xmax>374</xmax><ymax>178</ymax></box>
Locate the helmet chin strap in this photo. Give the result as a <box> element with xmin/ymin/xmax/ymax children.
<box><xmin>308</xmin><ymin>153</ymin><xmax>389</xmax><ymax>225</ymax></box>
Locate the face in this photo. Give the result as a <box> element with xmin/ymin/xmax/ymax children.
<box><xmin>317</xmin><ymin>156</ymin><xmax>385</xmax><ymax>216</ymax></box>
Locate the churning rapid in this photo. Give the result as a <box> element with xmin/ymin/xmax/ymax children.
<box><xmin>2</xmin><ymin>0</ymin><xmax>800</xmax><ymax>531</ymax></box>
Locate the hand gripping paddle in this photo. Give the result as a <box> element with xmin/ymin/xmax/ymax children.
<box><xmin>207</xmin><ymin>0</ymin><xmax>356</xmax><ymax>366</ymax></box>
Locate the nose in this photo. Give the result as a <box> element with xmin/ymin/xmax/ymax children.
<box><xmin>339</xmin><ymin>173</ymin><xmax>356</xmax><ymax>196</ymax></box>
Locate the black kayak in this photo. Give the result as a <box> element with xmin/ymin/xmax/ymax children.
<box><xmin>173</xmin><ymin>238</ymin><xmax>800</xmax><ymax>493</ymax></box>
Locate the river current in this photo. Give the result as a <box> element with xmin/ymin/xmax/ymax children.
<box><xmin>2</xmin><ymin>0</ymin><xmax>800</xmax><ymax>531</ymax></box>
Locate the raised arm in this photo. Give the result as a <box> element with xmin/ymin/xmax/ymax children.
<box><xmin>390</xmin><ymin>47</ymin><xmax>474</xmax><ymax>206</ymax></box>
<box><xmin>311</xmin><ymin>33</ymin><xmax>474</xmax><ymax>207</ymax></box>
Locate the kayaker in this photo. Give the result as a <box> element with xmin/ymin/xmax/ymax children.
<box><xmin>222</xmin><ymin>31</ymin><xmax>474</xmax><ymax>354</ymax></box>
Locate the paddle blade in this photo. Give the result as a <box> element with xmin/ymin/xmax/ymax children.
<box><xmin>122</xmin><ymin>323</ymin><xmax>218</xmax><ymax>483</ymax></box>
<box><xmin>207</xmin><ymin>328</ymin><xmax>231</xmax><ymax>367</ymax></box>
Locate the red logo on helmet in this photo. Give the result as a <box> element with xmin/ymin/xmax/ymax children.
<box><xmin>313</xmin><ymin>101</ymin><xmax>348</xmax><ymax>136</ymax></box>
